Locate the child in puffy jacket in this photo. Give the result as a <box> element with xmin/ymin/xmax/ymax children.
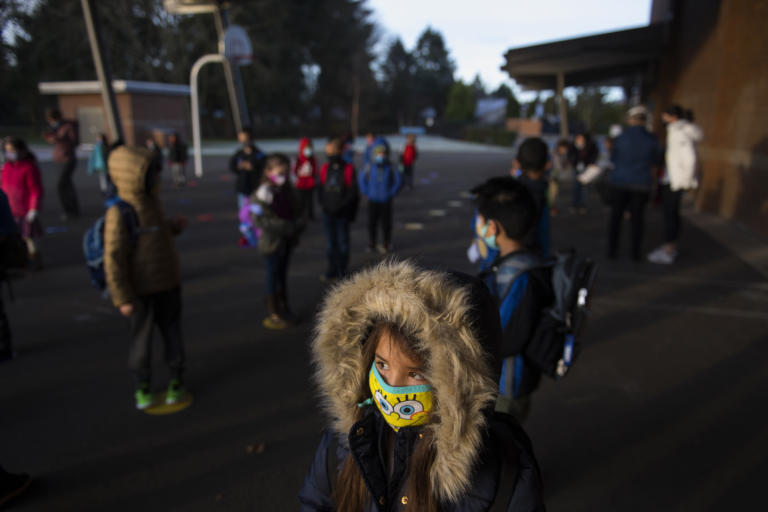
<box><xmin>299</xmin><ymin>260</ymin><xmax>545</xmax><ymax>511</ymax></box>
<box><xmin>292</xmin><ymin>137</ymin><xmax>317</xmax><ymax>220</ymax></box>
<box><xmin>252</xmin><ymin>153</ymin><xmax>306</xmax><ymax>329</ymax></box>
<box><xmin>358</xmin><ymin>137</ymin><xmax>402</xmax><ymax>254</ymax></box>
<box><xmin>104</xmin><ymin>146</ymin><xmax>189</xmax><ymax>411</ymax></box>
<box><xmin>1</xmin><ymin>137</ymin><xmax>44</xmax><ymax>270</ymax></box>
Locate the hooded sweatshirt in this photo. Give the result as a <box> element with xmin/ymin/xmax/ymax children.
<box><xmin>293</xmin><ymin>138</ymin><xmax>318</xmax><ymax>190</ymax></box>
<box><xmin>104</xmin><ymin>146</ymin><xmax>181</xmax><ymax>306</ymax></box>
<box><xmin>1</xmin><ymin>156</ymin><xmax>43</xmax><ymax>218</ymax></box>
<box><xmin>300</xmin><ymin>260</ymin><xmax>545</xmax><ymax>511</ymax></box>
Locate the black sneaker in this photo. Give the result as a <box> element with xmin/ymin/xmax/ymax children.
<box><xmin>0</xmin><ymin>469</ymin><xmax>32</xmax><ymax>508</ymax></box>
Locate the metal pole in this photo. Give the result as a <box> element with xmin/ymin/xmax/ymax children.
<box><xmin>214</xmin><ymin>7</ymin><xmax>249</xmax><ymax>132</ymax></box>
<box><xmin>557</xmin><ymin>71</ymin><xmax>569</xmax><ymax>138</ymax></box>
<box><xmin>81</xmin><ymin>0</ymin><xmax>124</xmax><ymax>142</ymax></box>
<box><xmin>190</xmin><ymin>54</ymin><xmax>228</xmax><ymax>178</ymax></box>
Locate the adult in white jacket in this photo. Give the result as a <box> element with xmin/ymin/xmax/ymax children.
<box><xmin>648</xmin><ymin>105</ymin><xmax>703</xmax><ymax>265</ymax></box>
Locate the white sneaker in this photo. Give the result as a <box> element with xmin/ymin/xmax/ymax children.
<box><xmin>648</xmin><ymin>247</ymin><xmax>676</xmax><ymax>264</ymax></box>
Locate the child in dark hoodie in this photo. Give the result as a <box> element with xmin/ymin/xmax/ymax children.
<box><xmin>513</xmin><ymin>137</ymin><xmax>551</xmax><ymax>257</ymax></box>
<box><xmin>318</xmin><ymin>137</ymin><xmax>358</xmax><ymax>280</ymax></box>
<box><xmin>229</xmin><ymin>129</ymin><xmax>265</xmax><ymax>210</ymax></box>
<box><xmin>252</xmin><ymin>154</ymin><xmax>306</xmax><ymax>329</ymax></box>
<box><xmin>299</xmin><ymin>260</ymin><xmax>545</xmax><ymax>511</ymax></box>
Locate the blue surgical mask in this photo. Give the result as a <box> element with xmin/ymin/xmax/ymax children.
<box><xmin>479</xmin><ymin>222</ymin><xmax>498</xmax><ymax>250</ymax></box>
<box><xmin>374</xmin><ymin>155</ymin><xmax>384</xmax><ymax>165</ymax></box>
<box><xmin>5</xmin><ymin>151</ymin><xmax>17</xmax><ymax>162</ymax></box>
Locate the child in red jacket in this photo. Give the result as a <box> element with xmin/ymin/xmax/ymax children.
<box><xmin>1</xmin><ymin>137</ymin><xmax>44</xmax><ymax>269</ymax></box>
<box><xmin>293</xmin><ymin>138</ymin><xmax>317</xmax><ymax>220</ymax></box>
<box><xmin>401</xmin><ymin>133</ymin><xmax>418</xmax><ymax>191</ymax></box>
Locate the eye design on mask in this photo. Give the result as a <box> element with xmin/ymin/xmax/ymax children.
<box><xmin>374</xmin><ymin>390</ymin><xmax>393</xmax><ymax>415</ymax></box>
<box><xmin>393</xmin><ymin>395</ymin><xmax>424</xmax><ymax>420</ymax></box>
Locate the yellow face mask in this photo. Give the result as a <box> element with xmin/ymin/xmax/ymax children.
<box><xmin>367</xmin><ymin>363</ymin><xmax>433</xmax><ymax>431</ymax></box>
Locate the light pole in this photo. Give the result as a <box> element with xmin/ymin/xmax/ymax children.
<box><xmin>81</xmin><ymin>0</ymin><xmax>123</xmax><ymax>143</ymax></box>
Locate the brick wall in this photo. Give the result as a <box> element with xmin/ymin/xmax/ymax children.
<box><xmin>652</xmin><ymin>0</ymin><xmax>768</xmax><ymax>234</ymax></box>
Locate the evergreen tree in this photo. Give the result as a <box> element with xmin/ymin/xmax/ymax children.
<box><xmin>444</xmin><ymin>80</ymin><xmax>475</xmax><ymax>121</ymax></box>
<box><xmin>411</xmin><ymin>27</ymin><xmax>455</xmax><ymax>118</ymax></box>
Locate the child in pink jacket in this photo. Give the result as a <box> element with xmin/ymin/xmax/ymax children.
<box><xmin>1</xmin><ymin>137</ymin><xmax>44</xmax><ymax>269</ymax></box>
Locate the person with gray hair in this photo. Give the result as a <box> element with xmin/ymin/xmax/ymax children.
<box><xmin>606</xmin><ymin>105</ymin><xmax>661</xmax><ymax>261</ymax></box>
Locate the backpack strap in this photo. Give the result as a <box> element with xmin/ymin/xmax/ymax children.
<box><xmin>481</xmin><ymin>252</ymin><xmax>552</xmax><ymax>303</ymax></box>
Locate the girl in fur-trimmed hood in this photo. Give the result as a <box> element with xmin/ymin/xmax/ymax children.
<box><xmin>299</xmin><ymin>260</ymin><xmax>545</xmax><ymax>511</ymax></box>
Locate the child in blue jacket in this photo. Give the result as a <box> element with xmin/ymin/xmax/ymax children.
<box><xmin>358</xmin><ymin>137</ymin><xmax>402</xmax><ymax>254</ymax></box>
<box><xmin>473</xmin><ymin>177</ymin><xmax>554</xmax><ymax>422</ymax></box>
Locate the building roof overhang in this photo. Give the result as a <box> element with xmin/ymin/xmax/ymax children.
<box><xmin>501</xmin><ymin>23</ymin><xmax>669</xmax><ymax>90</ymax></box>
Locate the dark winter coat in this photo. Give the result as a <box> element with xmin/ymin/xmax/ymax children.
<box><xmin>251</xmin><ymin>182</ymin><xmax>305</xmax><ymax>255</ymax></box>
<box><xmin>167</xmin><ymin>140</ymin><xmax>188</xmax><ymax>164</ymax></box>
<box><xmin>300</xmin><ymin>261</ymin><xmax>545</xmax><ymax>511</ymax></box>
<box><xmin>229</xmin><ymin>144</ymin><xmax>265</xmax><ymax>196</ymax></box>
<box><xmin>610</xmin><ymin>125</ymin><xmax>660</xmax><ymax>190</ymax></box>
<box><xmin>45</xmin><ymin>120</ymin><xmax>78</xmax><ymax>163</ymax></box>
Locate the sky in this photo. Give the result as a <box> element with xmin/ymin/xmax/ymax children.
<box><xmin>369</xmin><ymin>0</ymin><xmax>652</xmax><ymax>94</ymax></box>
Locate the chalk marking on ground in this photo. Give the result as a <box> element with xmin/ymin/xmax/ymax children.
<box><xmin>404</xmin><ymin>223</ymin><xmax>425</xmax><ymax>231</ymax></box>
<box><xmin>428</xmin><ymin>209</ymin><xmax>447</xmax><ymax>217</ymax></box>
<box><xmin>448</xmin><ymin>200</ymin><xmax>462</xmax><ymax>208</ymax></box>
<box><xmin>459</xmin><ymin>191</ymin><xmax>473</xmax><ymax>199</ymax></box>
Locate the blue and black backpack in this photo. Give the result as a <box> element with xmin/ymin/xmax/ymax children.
<box><xmin>482</xmin><ymin>249</ymin><xmax>598</xmax><ymax>379</ymax></box>
<box><xmin>83</xmin><ymin>197</ymin><xmax>139</xmax><ymax>290</ymax></box>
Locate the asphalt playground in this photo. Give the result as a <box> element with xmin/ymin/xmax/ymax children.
<box><xmin>2</xmin><ymin>137</ymin><xmax>767</xmax><ymax>511</ymax></box>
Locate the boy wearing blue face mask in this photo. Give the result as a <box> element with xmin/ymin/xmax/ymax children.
<box><xmin>358</xmin><ymin>137</ymin><xmax>402</xmax><ymax>254</ymax></box>
<box><xmin>473</xmin><ymin>177</ymin><xmax>554</xmax><ymax>422</ymax></box>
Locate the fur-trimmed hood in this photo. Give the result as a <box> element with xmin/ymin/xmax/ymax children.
<box><xmin>311</xmin><ymin>260</ymin><xmax>502</xmax><ymax>502</ymax></box>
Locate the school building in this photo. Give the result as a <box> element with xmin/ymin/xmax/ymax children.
<box><xmin>501</xmin><ymin>0</ymin><xmax>768</xmax><ymax>235</ymax></box>
<box><xmin>38</xmin><ymin>80</ymin><xmax>190</xmax><ymax>147</ymax></box>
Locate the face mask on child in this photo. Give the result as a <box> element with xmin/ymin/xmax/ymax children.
<box><xmin>374</xmin><ymin>154</ymin><xmax>385</xmax><ymax>165</ymax></box>
<box><xmin>269</xmin><ymin>174</ymin><xmax>287</xmax><ymax>186</ymax></box>
<box><xmin>5</xmin><ymin>151</ymin><xmax>17</xmax><ymax>162</ymax></box>
<box><xmin>303</xmin><ymin>147</ymin><xmax>313</xmax><ymax>158</ymax></box>
<box><xmin>478</xmin><ymin>219</ymin><xmax>499</xmax><ymax>250</ymax></box>
<box><xmin>363</xmin><ymin>362</ymin><xmax>433</xmax><ymax>431</ymax></box>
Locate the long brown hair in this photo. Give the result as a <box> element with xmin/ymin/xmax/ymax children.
<box><xmin>332</xmin><ymin>321</ymin><xmax>440</xmax><ymax>512</ymax></box>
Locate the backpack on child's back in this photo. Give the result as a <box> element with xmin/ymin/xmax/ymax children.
<box><xmin>485</xmin><ymin>249</ymin><xmax>597</xmax><ymax>379</ymax></box>
<box><xmin>83</xmin><ymin>197</ymin><xmax>139</xmax><ymax>294</ymax></box>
